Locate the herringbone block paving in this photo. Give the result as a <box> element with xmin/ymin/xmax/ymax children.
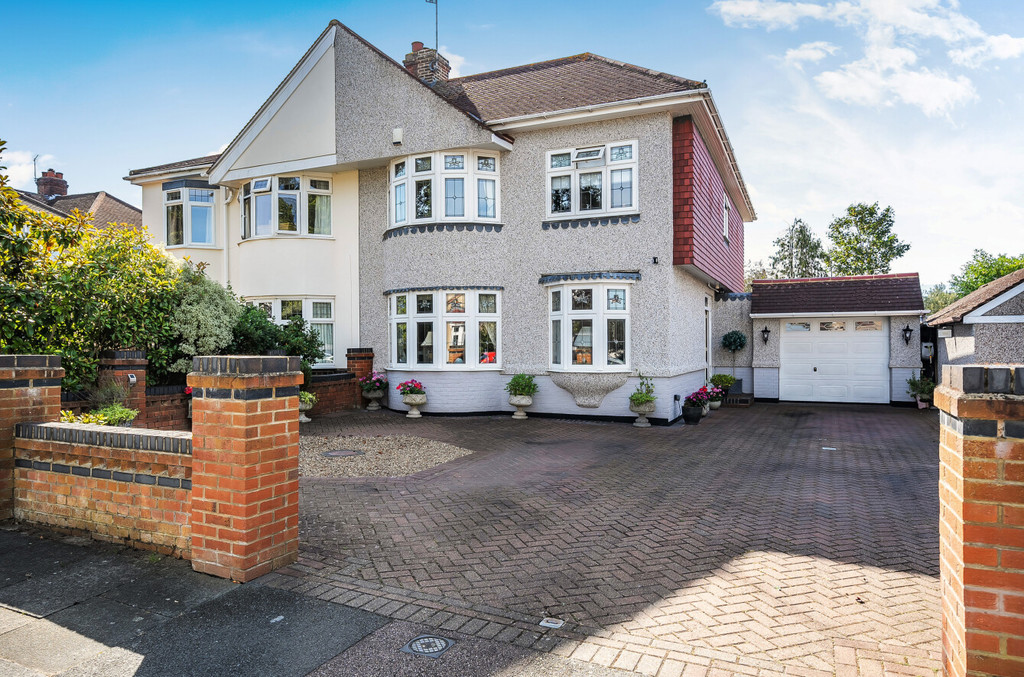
<box><xmin>282</xmin><ymin>403</ymin><xmax>941</xmax><ymax>675</ymax></box>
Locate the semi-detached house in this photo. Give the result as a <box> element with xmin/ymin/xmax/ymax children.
<box><xmin>126</xmin><ymin>20</ymin><xmax>755</xmax><ymax>423</ymax></box>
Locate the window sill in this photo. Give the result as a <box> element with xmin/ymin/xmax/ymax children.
<box><xmin>542</xmin><ymin>213</ymin><xmax>639</xmax><ymax>230</ymax></box>
<box><xmin>239</xmin><ymin>235</ymin><xmax>336</xmax><ymax>244</ymax></box>
<box><xmin>166</xmin><ymin>244</ymin><xmax>220</xmax><ymax>250</ymax></box>
<box><xmin>383</xmin><ymin>222</ymin><xmax>504</xmax><ymax>241</ymax></box>
<box><xmin>386</xmin><ymin>365</ymin><xmax>504</xmax><ymax>372</ymax></box>
<box><xmin>547</xmin><ymin>367</ymin><xmax>631</xmax><ymax>374</ymax></box>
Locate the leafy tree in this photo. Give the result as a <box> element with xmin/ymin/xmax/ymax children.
<box><xmin>949</xmin><ymin>249</ymin><xmax>1024</xmax><ymax>297</ymax></box>
<box><xmin>769</xmin><ymin>218</ymin><xmax>828</xmax><ymax>278</ymax></box>
<box><xmin>226</xmin><ymin>305</ymin><xmax>284</xmax><ymax>355</ymax></box>
<box><xmin>825</xmin><ymin>202</ymin><xmax>910</xmax><ymax>275</ymax></box>
<box><xmin>166</xmin><ymin>262</ymin><xmax>243</xmax><ymax>375</ymax></box>
<box><xmin>744</xmin><ymin>259</ymin><xmax>771</xmax><ymax>291</ymax></box>
<box><xmin>923</xmin><ymin>283</ymin><xmax>957</xmax><ymax>314</ymax></box>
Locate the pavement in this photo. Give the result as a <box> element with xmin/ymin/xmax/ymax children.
<box><xmin>0</xmin><ymin>402</ymin><xmax>943</xmax><ymax>676</ymax></box>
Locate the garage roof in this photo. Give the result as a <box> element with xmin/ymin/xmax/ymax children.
<box><xmin>750</xmin><ymin>273</ymin><xmax>926</xmax><ymax>317</ymax></box>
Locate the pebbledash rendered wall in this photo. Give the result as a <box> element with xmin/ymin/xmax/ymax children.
<box><xmin>359</xmin><ymin>112</ymin><xmax>716</xmax><ymax>423</ymax></box>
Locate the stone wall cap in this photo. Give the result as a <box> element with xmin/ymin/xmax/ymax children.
<box><xmin>942</xmin><ymin>364</ymin><xmax>1024</xmax><ymax>395</ymax></box>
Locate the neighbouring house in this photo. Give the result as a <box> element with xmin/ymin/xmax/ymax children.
<box><xmin>927</xmin><ymin>268</ymin><xmax>1024</xmax><ymax>384</ymax></box>
<box><xmin>15</xmin><ymin>168</ymin><xmax>142</xmax><ymax>228</ymax></box>
<box><xmin>125</xmin><ymin>20</ymin><xmax>757</xmax><ymax>423</ymax></box>
<box><xmin>713</xmin><ymin>274</ymin><xmax>926</xmax><ymax>404</ymax></box>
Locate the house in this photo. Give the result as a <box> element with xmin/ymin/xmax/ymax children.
<box><xmin>714</xmin><ymin>274</ymin><xmax>926</xmax><ymax>404</ymax></box>
<box><xmin>125</xmin><ymin>20</ymin><xmax>756</xmax><ymax>423</ymax></box>
<box><xmin>15</xmin><ymin>169</ymin><xmax>142</xmax><ymax>228</ymax></box>
<box><xmin>927</xmin><ymin>268</ymin><xmax>1024</xmax><ymax>384</ymax></box>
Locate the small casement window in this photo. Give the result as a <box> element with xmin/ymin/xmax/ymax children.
<box><xmin>240</xmin><ymin>175</ymin><xmax>332</xmax><ymax>239</ymax></box>
<box><xmin>723</xmin><ymin>195</ymin><xmax>731</xmax><ymax>243</ymax></box>
<box><xmin>786</xmin><ymin>322</ymin><xmax>811</xmax><ymax>332</ymax></box>
<box><xmin>388</xmin><ymin>289</ymin><xmax>501</xmax><ymax>369</ymax></box>
<box><xmin>819</xmin><ymin>321</ymin><xmax>846</xmax><ymax>331</ymax></box>
<box><xmin>164</xmin><ymin>190</ymin><xmax>183</xmax><ymax>246</ymax></box>
<box><xmin>856</xmin><ymin>320</ymin><xmax>882</xmax><ymax>331</ymax></box>
<box><xmin>164</xmin><ymin>187</ymin><xmax>216</xmax><ymax>247</ymax></box>
<box><xmin>243</xmin><ymin>297</ymin><xmax>336</xmax><ymax>366</ymax></box>
<box><xmin>548</xmin><ymin>282</ymin><xmax>631</xmax><ymax>371</ymax></box>
<box><xmin>389</xmin><ymin>150</ymin><xmax>500</xmax><ymax>227</ymax></box>
<box><xmin>545</xmin><ymin>140</ymin><xmax>637</xmax><ymax>218</ymax></box>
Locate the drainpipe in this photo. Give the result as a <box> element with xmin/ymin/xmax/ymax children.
<box><xmin>220</xmin><ymin>187</ymin><xmax>233</xmax><ymax>285</ymax></box>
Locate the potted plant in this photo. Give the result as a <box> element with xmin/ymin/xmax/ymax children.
<box><xmin>709</xmin><ymin>373</ymin><xmax>736</xmax><ymax>397</ymax></box>
<box><xmin>359</xmin><ymin>370</ymin><xmax>389</xmax><ymax>411</ymax></box>
<box><xmin>397</xmin><ymin>379</ymin><xmax>426</xmax><ymax>418</ymax></box>
<box><xmin>298</xmin><ymin>390</ymin><xmax>318</xmax><ymax>423</ymax></box>
<box><xmin>720</xmin><ymin>332</ymin><xmax>747</xmax><ymax>392</ymax></box>
<box><xmin>628</xmin><ymin>373</ymin><xmax>657</xmax><ymax>427</ymax></box>
<box><xmin>683</xmin><ymin>388</ymin><xmax>709</xmax><ymax>425</ymax></box>
<box><xmin>505</xmin><ymin>374</ymin><xmax>538</xmax><ymax>420</ymax></box>
<box><xmin>906</xmin><ymin>374</ymin><xmax>936</xmax><ymax>409</ymax></box>
<box><xmin>707</xmin><ymin>385</ymin><xmax>726</xmax><ymax>410</ymax></box>
<box><xmin>93</xmin><ymin>403</ymin><xmax>140</xmax><ymax>427</ymax></box>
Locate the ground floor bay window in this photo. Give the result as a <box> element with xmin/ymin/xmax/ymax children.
<box><xmin>244</xmin><ymin>296</ymin><xmax>336</xmax><ymax>366</ymax></box>
<box><xmin>387</xmin><ymin>288</ymin><xmax>501</xmax><ymax>369</ymax></box>
<box><xmin>546</xmin><ymin>278</ymin><xmax>634</xmax><ymax>371</ymax></box>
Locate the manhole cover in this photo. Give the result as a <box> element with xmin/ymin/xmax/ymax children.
<box><xmin>322</xmin><ymin>449</ymin><xmax>365</xmax><ymax>457</ymax></box>
<box><xmin>401</xmin><ymin>634</ymin><xmax>454</xmax><ymax>659</ymax></box>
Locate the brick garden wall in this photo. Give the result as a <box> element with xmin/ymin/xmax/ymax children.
<box><xmin>143</xmin><ymin>387</ymin><xmax>190</xmax><ymax>430</ymax></box>
<box><xmin>307</xmin><ymin>372</ymin><xmax>360</xmax><ymax>413</ymax></box>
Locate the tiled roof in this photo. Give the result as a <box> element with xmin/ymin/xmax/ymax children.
<box><xmin>128</xmin><ymin>154</ymin><xmax>220</xmax><ymax>177</ymax></box>
<box><xmin>437</xmin><ymin>53</ymin><xmax>706</xmax><ymax>122</ymax></box>
<box><xmin>13</xmin><ymin>189</ymin><xmax>66</xmax><ymax>218</ymax></box>
<box><xmin>927</xmin><ymin>268</ymin><xmax>1024</xmax><ymax>325</ymax></box>
<box><xmin>750</xmin><ymin>274</ymin><xmax>926</xmax><ymax>316</ymax></box>
<box><xmin>14</xmin><ymin>190</ymin><xmax>141</xmax><ymax>228</ymax></box>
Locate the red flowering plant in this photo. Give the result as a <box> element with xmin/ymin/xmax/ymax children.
<box><xmin>396</xmin><ymin>379</ymin><xmax>425</xmax><ymax>395</ymax></box>
<box><xmin>684</xmin><ymin>386</ymin><xmax>710</xmax><ymax>407</ymax></box>
<box><xmin>184</xmin><ymin>386</ymin><xmax>193</xmax><ymax>395</ymax></box>
<box><xmin>358</xmin><ymin>370</ymin><xmax>388</xmax><ymax>393</ymax></box>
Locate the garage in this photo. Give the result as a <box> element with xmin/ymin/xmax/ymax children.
<box><xmin>779</xmin><ymin>316</ymin><xmax>890</xmax><ymax>403</ymax></box>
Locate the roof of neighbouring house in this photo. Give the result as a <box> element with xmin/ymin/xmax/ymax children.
<box><xmin>436</xmin><ymin>53</ymin><xmax>706</xmax><ymax>123</ymax></box>
<box><xmin>128</xmin><ymin>154</ymin><xmax>221</xmax><ymax>177</ymax></box>
<box><xmin>926</xmin><ymin>268</ymin><xmax>1024</xmax><ymax>326</ymax></box>
<box><xmin>750</xmin><ymin>273</ymin><xmax>926</xmax><ymax>316</ymax></box>
<box><xmin>14</xmin><ymin>189</ymin><xmax>142</xmax><ymax>228</ymax></box>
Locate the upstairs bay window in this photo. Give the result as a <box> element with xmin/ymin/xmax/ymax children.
<box><xmin>241</xmin><ymin>176</ymin><xmax>332</xmax><ymax>239</ymax></box>
<box><xmin>548</xmin><ymin>282</ymin><xmax>631</xmax><ymax>371</ymax></box>
<box><xmin>164</xmin><ymin>187</ymin><xmax>216</xmax><ymax>247</ymax></box>
<box><xmin>388</xmin><ymin>289</ymin><xmax>501</xmax><ymax>370</ymax></box>
<box><xmin>390</xmin><ymin>151</ymin><xmax>500</xmax><ymax>227</ymax></box>
<box><xmin>546</xmin><ymin>141</ymin><xmax>638</xmax><ymax>218</ymax></box>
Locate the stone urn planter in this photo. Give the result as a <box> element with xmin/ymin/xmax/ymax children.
<box><xmin>709</xmin><ymin>399</ymin><xmax>722</xmax><ymax>410</ymax></box>
<box><xmin>509</xmin><ymin>395</ymin><xmax>533</xmax><ymax>420</ymax></box>
<box><xmin>701</xmin><ymin>403</ymin><xmax>710</xmax><ymax>417</ymax></box>
<box><xmin>298</xmin><ymin>401</ymin><xmax>313</xmax><ymax>423</ymax></box>
<box><xmin>363</xmin><ymin>389</ymin><xmax>384</xmax><ymax>411</ymax></box>
<box><xmin>402</xmin><ymin>393</ymin><xmax>426</xmax><ymax>418</ymax></box>
<box><xmin>629</xmin><ymin>401</ymin><xmax>656</xmax><ymax>428</ymax></box>
<box><xmin>682</xmin><ymin>406</ymin><xmax>703</xmax><ymax>425</ymax></box>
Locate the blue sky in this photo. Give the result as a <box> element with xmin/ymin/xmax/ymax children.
<box><xmin>4</xmin><ymin>0</ymin><xmax>1022</xmax><ymax>287</ymax></box>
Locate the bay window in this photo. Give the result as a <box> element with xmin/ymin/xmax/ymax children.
<box><xmin>545</xmin><ymin>140</ymin><xmax>638</xmax><ymax>218</ymax></box>
<box><xmin>243</xmin><ymin>297</ymin><xmax>336</xmax><ymax>366</ymax></box>
<box><xmin>388</xmin><ymin>289</ymin><xmax>501</xmax><ymax>369</ymax></box>
<box><xmin>240</xmin><ymin>175</ymin><xmax>332</xmax><ymax>239</ymax></box>
<box><xmin>164</xmin><ymin>187</ymin><xmax>216</xmax><ymax>247</ymax></box>
<box><xmin>389</xmin><ymin>150</ymin><xmax>500</xmax><ymax>227</ymax></box>
<box><xmin>548</xmin><ymin>282</ymin><xmax>631</xmax><ymax>370</ymax></box>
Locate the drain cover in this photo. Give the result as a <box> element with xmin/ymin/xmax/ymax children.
<box><xmin>539</xmin><ymin>617</ymin><xmax>564</xmax><ymax>629</ymax></box>
<box><xmin>401</xmin><ymin>634</ymin><xmax>454</xmax><ymax>659</ymax></box>
<box><xmin>322</xmin><ymin>449</ymin><xmax>365</xmax><ymax>457</ymax></box>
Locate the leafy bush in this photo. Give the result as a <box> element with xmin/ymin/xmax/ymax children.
<box><xmin>629</xmin><ymin>373</ymin><xmax>656</xmax><ymax>406</ymax></box>
<box><xmin>92</xmin><ymin>403</ymin><xmax>139</xmax><ymax>426</ymax></box>
<box><xmin>299</xmin><ymin>390</ymin><xmax>318</xmax><ymax>407</ymax></box>
<box><xmin>709</xmin><ymin>374</ymin><xmax>737</xmax><ymax>390</ymax></box>
<box><xmin>226</xmin><ymin>305</ymin><xmax>283</xmax><ymax>356</ymax></box>
<box><xmin>167</xmin><ymin>262</ymin><xmax>242</xmax><ymax>374</ymax></box>
<box><xmin>721</xmin><ymin>331</ymin><xmax>747</xmax><ymax>352</ymax></box>
<box><xmin>88</xmin><ymin>372</ymin><xmax>128</xmax><ymax>409</ymax></box>
<box><xmin>505</xmin><ymin>374</ymin><xmax>538</xmax><ymax>397</ymax></box>
<box><xmin>906</xmin><ymin>374</ymin><xmax>936</xmax><ymax>400</ymax></box>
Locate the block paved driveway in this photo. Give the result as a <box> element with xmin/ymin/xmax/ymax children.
<box><xmin>264</xmin><ymin>403</ymin><xmax>942</xmax><ymax>676</ymax></box>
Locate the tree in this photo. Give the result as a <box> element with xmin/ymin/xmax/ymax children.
<box><xmin>769</xmin><ymin>218</ymin><xmax>827</xmax><ymax>278</ymax></box>
<box><xmin>949</xmin><ymin>249</ymin><xmax>1024</xmax><ymax>297</ymax></box>
<box><xmin>744</xmin><ymin>259</ymin><xmax>771</xmax><ymax>291</ymax></box>
<box><xmin>825</xmin><ymin>203</ymin><xmax>909</xmax><ymax>275</ymax></box>
<box><xmin>923</xmin><ymin>283</ymin><xmax>957</xmax><ymax>314</ymax></box>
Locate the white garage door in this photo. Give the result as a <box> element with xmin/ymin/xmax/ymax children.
<box><xmin>779</xmin><ymin>317</ymin><xmax>890</xmax><ymax>404</ymax></box>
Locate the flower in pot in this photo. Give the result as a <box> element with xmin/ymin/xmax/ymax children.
<box><xmin>707</xmin><ymin>385</ymin><xmax>725</xmax><ymax>410</ymax></box>
<box><xmin>709</xmin><ymin>373</ymin><xmax>736</xmax><ymax>397</ymax></box>
<box><xmin>906</xmin><ymin>374</ymin><xmax>936</xmax><ymax>409</ymax></box>
<box><xmin>505</xmin><ymin>374</ymin><xmax>538</xmax><ymax>420</ymax></box>
<box><xmin>682</xmin><ymin>388</ymin><xmax>709</xmax><ymax>425</ymax></box>
<box><xmin>298</xmin><ymin>390</ymin><xmax>318</xmax><ymax>423</ymax></box>
<box><xmin>359</xmin><ymin>370</ymin><xmax>389</xmax><ymax>411</ymax></box>
<box><xmin>628</xmin><ymin>373</ymin><xmax>657</xmax><ymax>427</ymax></box>
<box><xmin>397</xmin><ymin>379</ymin><xmax>426</xmax><ymax>418</ymax></box>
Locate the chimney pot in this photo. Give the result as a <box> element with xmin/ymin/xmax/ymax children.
<box><xmin>36</xmin><ymin>168</ymin><xmax>68</xmax><ymax>198</ymax></box>
<box><xmin>412</xmin><ymin>41</ymin><xmax>424</xmax><ymax>52</ymax></box>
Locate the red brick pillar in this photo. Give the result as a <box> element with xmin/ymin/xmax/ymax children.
<box><xmin>98</xmin><ymin>350</ymin><xmax>147</xmax><ymax>422</ymax></box>
<box><xmin>345</xmin><ymin>347</ymin><xmax>374</xmax><ymax>381</ymax></box>
<box><xmin>0</xmin><ymin>355</ymin><xmax>64</xmax><ymax>519</ymax></box>
<box><xmin>935</xmin><ymin>365</ymin><xmax>1024</xmax><ymax>677</ymax></box>
<box><xmin>187</xmin><ymin>356</ymin><xmax>302</xmax><ymax>582</ymax></box>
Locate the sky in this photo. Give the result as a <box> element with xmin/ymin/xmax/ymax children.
<box><xmin>3</xmin><ymin>0</ymin><xmax>1022</xmax><ymax>288</ymax></box>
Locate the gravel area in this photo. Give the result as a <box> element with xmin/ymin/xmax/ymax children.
<box><xmin>299</xmin><ymin>434</ymin><xmax>476</xmax><ymax>478</ymax></box>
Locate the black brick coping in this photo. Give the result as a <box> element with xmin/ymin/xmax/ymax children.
<box><xmin>191</xmin><ymin>385</ymin><xmax>300</xmax><ymax>400</ymax></box>
<box><xmin>939</xmin><ymin>411</ymin><xmax>1024</xmax><ymax>439</ymax></box>
<box><xmin>0</xmin><ymin>355</ymin><xmax>62</xmax><ymax>369</ymax></box>
<box><xmin>13</xmin><ymin>458</ymin><xmax>191</xmax><ymax>490</ymax></box>
<box><xmin>146</xmin><ymin>384</ymin><xmax>187</xmax><ymax>396</ymax></box>
<box><xmin>191</xmin><ymin>355</ymin><xmax>301</xmax><ymax>375</ymax></box>
<box><xmin>382</xmin><ymin>222</ymin><xmax>503</xmax><ymax>241</ymax></box>
<box><xmin>942</xmin><ymin>364</ymin><xmax>1024</xmax><ymax>395</ymax></box>
<box><xmin>542</xmin><ymin>213</ymin><xmax>640</xmax><ymax>230</ymax></box>
<box><xmin>15</xmin><ymin>422</ymin><xmax>192</xmax><ymax>455</ymax></box>
<box><xmin>99</xmin><ymin>349</ymin><xmax>146</xmax><ymax>361</ymax></box>
<box><xmin>345</xmin><ymin>348</ymin><xmax>374</xmax><ymax>355</ymax></box>
<box><xmin>310</xmin><ymin>371</ymin><xmax>356</xmax><ymax>384</ymax></box>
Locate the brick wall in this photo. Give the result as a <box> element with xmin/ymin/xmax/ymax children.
<box><xmin>144</xmin><ymin>387</ymin><xmax>191</xmax><ymax>430</ymax></box>
<box><xmin>935</xmin><ymin>365</ymin><xmax>1024</xmax><ymax>677</ymax></box>
<box><xmin>307</xmin><ymin>371</ymin><xmax>360</xmax><ymax>413</ymax></box>
<box><xmin>13</xmin><ymin>423</ymin><xmax>192</xmax><ymax>556</ymax></box>
<box><xmin>672</xmin><ymin>116</ymin><xmax>744</xmax><ymax>292</ymax></box>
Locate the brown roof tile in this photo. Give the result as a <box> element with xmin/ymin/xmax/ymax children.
<box><xmin>437</xmin><ymin>53</ymin><xmax>705</xmax><ymax>122</ymax></box>
<box><xmin>128</xmin><ymin>154</ymin><xmax>220</xmax><ymax>177</ymax></box>
<box><xmin>926</xmin><ymin>267</ymin><xmax>1024</xmax><ymax>325</ymax></box>
<box><xmin>15</xmin><ymin>190</ymin><xmax>141</xmax><ymax>228</ymax></box>
<box><xmin>750</xmin><ymin>274</ymin><xmax>925</xmax><ymax>316</ymax></box>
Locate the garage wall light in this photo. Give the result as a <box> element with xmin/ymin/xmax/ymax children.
<box><xmin>761</xmin><ymin>326</ymin><xmax>771</xmax><ymax>344</ymax></box>
<box><xmin>902</xmin><ymin>324</ymin><xmax>914</xmax><ymax>345</ymax></box>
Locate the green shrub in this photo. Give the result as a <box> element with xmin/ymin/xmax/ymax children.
<box><xmin>906</xmin><ymin>374</ymin><xmax>936</xmax><ymax>400</ymax></box>
<box><xmin>167</xmin><ymin>262</ymin><xmax>242</xmax><ymax>374</ymax></box>
<box><xmin>505</xmin><ymin>374</ymin><xmax>538</xmax><ymax>397</ymax></box>
<box><xmin>629</xmin><ymin>373</ymin><xmax>656</xmax><ymax>406</ymax></box>
<box><xmin>709</xmin><ymin>374</ymin><xmax>737</xmax><ymax>390</ymax></box>
<box><xmin>721</xmin><ymin>331</ymin><xmax>747</xmax><ymax>352</ymax></box>
<box><xmin>227</xmin><ymin>305</ymin><xmax>283</xmax><ymax>355</ymax></box>
<box><xmin>299</xmin><ymin>390</ymin><xmax>318</xmax><ymax>407</ymax></box>
<box><xmin>92</xmin><ymin>402</ymin><xmax>139</xmax><ymax>426</ymax></box>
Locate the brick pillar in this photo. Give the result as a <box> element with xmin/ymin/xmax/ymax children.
<box><xmin>187</xmin><ymin>356</ymin><xmax>302</xmax><ymax>582</ymax></box>
<box><xmin>345</xmin><ymin>348</ymin><xmax>374</xmax><ymax>382</ymax></box>
<box><xmin>935</xmin><ymin>365</ymin><xmax>1024</xmax><ymax>677</ymax></box>
<box><xmin>98</xmin><ymin>350</ymin><xmax>147</xmax><ymax>422</ymax></box>
<box><xmin>0</xmin><ymin>356</ymin><xmax>64</xmax><ymax>519</ymax></box>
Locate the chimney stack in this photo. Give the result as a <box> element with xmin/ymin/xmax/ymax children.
<box><xmin>403</xmin><ymin>41</ymin><xmax>451</xmax><ymax>85</ymax></box>
<box><xmin>36</xmin><ymin>168</ymin><xmax>68</xmax><ymax>199</ymax></box>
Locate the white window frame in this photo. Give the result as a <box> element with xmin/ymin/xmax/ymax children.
<box><xmin>723</xmin><ymin>194</ymin><xmax>731</xmax><ymax>243</ymax></box>
<box><xmin>242</xmin><ymin>296</ymin><xmax>336</xmax><ymax>367</ymax></box>
<box><xmin>389</xmin><ymin>150</ymin><xmax>501</xmax><ymax>228</ymax></box>
<box><xmin>164</xmin><ymin>187</ymin><xmax>217</xmax><ymax>248</ymax></box>
<box><xmin>387</xmin><ymin>289</ymin><xmax>502</xmax><ymax>371</ymax></box>
<box><xmin>547</xmin><ymin>281</ymin><xmax>632</xmax><ymax>372</ymax></box>
<box><xmin>545</xmin><ymin>140</ymin><xmax>638</xmax><ymax>219</ymax></box>
<box><xmin>239</xmin><ymin>174</ymin><xmax>333</xmax><ymax>241</ymax></box>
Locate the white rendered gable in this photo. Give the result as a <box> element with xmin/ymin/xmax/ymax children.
<box><xmin>963</xmin><ymin>282</ymin><xmax>1024</xmax><ymax>324</ymax></box>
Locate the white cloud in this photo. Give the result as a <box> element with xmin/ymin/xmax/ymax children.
<box><xmin>206</xmin><ymin>142</ymin><xmax>229</xmax><ymax>155</ymax></box>
<box><xmin>785</xmin><ymin>41</ymin><xmax>839</xmax><ymax>67</ymax></box>
<box><xmin>440</xmin><ymin>45</ymin><xmax>466</xmax><ymax>78</ymax></box>
<box><xmin>712</xmin><ymin>0</ymin><xmax>829</xmax><ymax>29</ymax></box>
<box><xmin>4</xmin><ymin>150</ymin><xmax>56</xmax><ymax>192</ymax></box>
<box><xmin>950</xmin><ymin>33</ymin><xmax>1024</xmax><ymax>67</ymax></box>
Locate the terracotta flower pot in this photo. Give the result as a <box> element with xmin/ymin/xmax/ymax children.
<box><xmin>402</xmin><ymin>393</ymin><xmax>426</xmax><ymax>418</ymax></box>
<box><xmin>629</xmin><ymin>400</ymin><xmax>656</xmax><ymax>427</ymax></box>
<box><xmin>508</xmin><ymin>394</ymin><xmax>533</xmax><ymax>420</ymax></box>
